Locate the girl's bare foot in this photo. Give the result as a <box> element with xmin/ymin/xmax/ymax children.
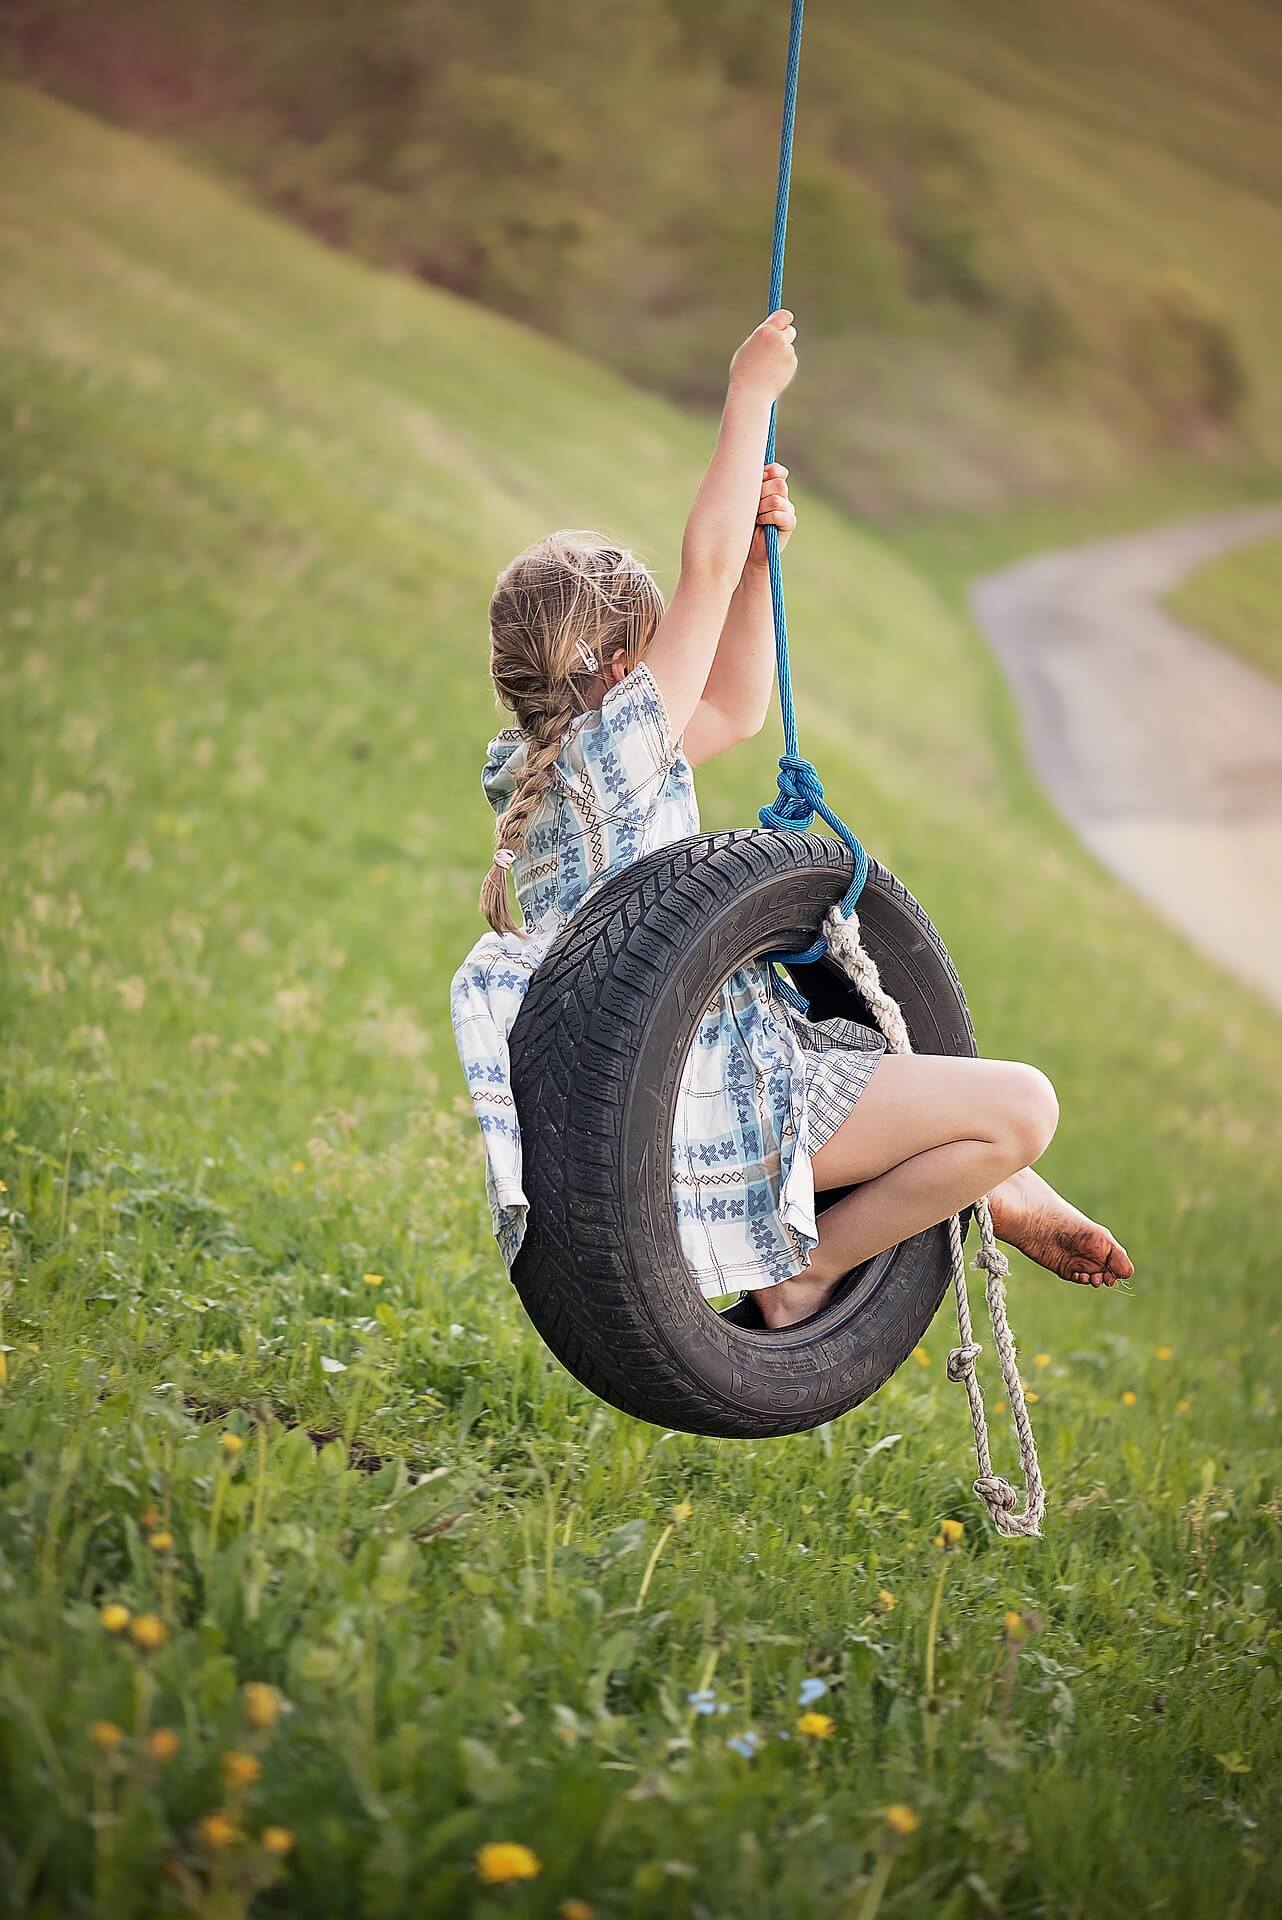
<box><xmin>754</xmin><ymin>1165</ymin><xmax>1132</xmax><ymax>1330</ymax></box>
<box><xmin>987</xmin><ymin>1167</ymin><xmax>1133</xmax><ymax>1288</ymax></box>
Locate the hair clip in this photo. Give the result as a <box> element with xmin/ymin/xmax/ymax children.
<box><xmin>575</xmin><ymin>640</ymin><xmax>599</xmax><ymax>674</ymax></box>
<box><xmin>493</xmin><ymin>847</ymin><xmax>516</xmax><ymax>869</ymax></box>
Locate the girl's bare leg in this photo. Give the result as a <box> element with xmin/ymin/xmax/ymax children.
<box><xmin>754</xmin><ymin>1055</ymin><xmax>1131</xmax><ymax>1329</ymax></box>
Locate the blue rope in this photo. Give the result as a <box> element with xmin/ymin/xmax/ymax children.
<box><xmin>757</xmin><ymin>0</ymin><xmax>868</xmax><ymax>970</ymax></box>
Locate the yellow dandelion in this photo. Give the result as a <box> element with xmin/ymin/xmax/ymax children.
<box><xmin>1155</xmin><ymin>1345</ymin><xmax>1174</xmax><ymax>1361</ymax></box>
<box><xmin>100</xmin><ymin>1602</ymin><xmax>131</xmax><ymax>1635</ymax></box>
<box><xmin>1176</xmin><ymin>1397</ymin><xmax>1190</xmax><ymax>1413</ymax></box>
<box><xmin>261</xmin><ymin>1826</ymin><xmax>296</xmax><ymax>1857</ymax></box>
<box><xmin>875</xmin><ymin>1588</ymin><xmax>896</xmax><ymax>1613</ymax></box>
<box><xmin>88</xmin><ymin>1720</ymin><xmax>123</xmax><ymax>1753</ymax></box>
<box><xmin>220</xmin><ymin>1432</ymin><xmax>243</xmax><ymax>1458</ymax></box>
<box><xmin>198</xmin><ymin>1811</ymin><xmax>241</xmax><ymax>1852</ymax></box>
<box><xmin>795</xmin><ymin>1711</ymin><xmax>834</xmax><ymax>1739</ymax></box>
<box><xmin>222</xmin><ymin>1750</ymin><xmax>262</xmax><ymax>1789</ymax></box>
<box><xmin>243</xmin><ymin>1683</ymin><xmax>281</xmax><ymax>1731</ymax></box>
<box><xmin>1024</xmin><ymin>1389</ymin><xmax>1040</xmax><ymax>1404</ymax></box>
<box><xmin>290</xmin><ymin>1161</ymin><xmax>305</xmax><ymax>1174</ymax></box>
<box><xmin>911</xmin><ymin>1346</ymin><xmax>930</xmax><ymax>1367</ymax></box>
<box><xmin>1121</xmin><ymin>1390</ymin><xmax>1137</xmax><ymax>1407</ymax></box>
<box><xmin>560</xmin><ymin>1903</ymin><xmax>594</xmax><ymax>1920</ymax></box>
<box><xmin>148</xmin><ymin>1728</ymin><xmax>180</xmax><ymax>1762</ymax></box>
<box><xmin>933</xmin><ymin>1518</ymin><xmax>965</xmax><ymax>1549</ymax></box>
<box><xmin>1002</xmin><ymin>1609</ymin><xmax>1026</xmax><ymax>1641</ymax></box>
<box><xmin>1033</xmin><ymin>1352</ymin><xmax>1051</xmax><ymax>1369</ymax></box>
<box><xmin>148</xmin><ymin>1530</ymin><xmax>175</xmax><ymax>1553</ymax></box>
<box><xmin>883</xmin><ymin>1803</ymin><xmax>920</xmax><ymax>1837</ymax></box>
<box><xmin>362</xmin><ymin>1273</ymin><xmax>384</xmax><ymax>1287</ymax></box>
<box><xmin>130</xmin><ymin>1614</ymin><xmax>167</xmax><ymax>1651</ymax></box>
<box><xmin>476</xmin><ymin>1842</ymin><xmax>542</xmax><ymax>1885</ymax></box>
<box><xmin>671</xmin><ymin>1499</ymin><xmax>693</xmax><ymax>1523</ymax></box>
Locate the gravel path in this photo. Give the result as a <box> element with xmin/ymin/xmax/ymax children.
<box><xmin>972</xmin><ymin>503</ymin><xmax>1282</xmax><ymax>1014</ymax></box>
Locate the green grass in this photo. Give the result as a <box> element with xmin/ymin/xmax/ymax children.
<box><xmin>3</xmin><ymin>88</ymin><xmax>1282</xmax><ymax>1919</ymax></box>
<box><xmin>1166</xmin><ymin>532</ymin><xmax>1282</xmax><ymax>684</ymax></box>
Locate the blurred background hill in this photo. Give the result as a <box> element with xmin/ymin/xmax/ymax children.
<box><xmin>8</xmin><ymin>0</ymin><xmax>1282</xmax><ymax>518</ymax></box>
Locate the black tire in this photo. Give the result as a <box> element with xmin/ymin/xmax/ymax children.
<box><xmin>508</xmin><ymin>831</ymin><xmax>976</xmax><ymax>1438</ymax></box>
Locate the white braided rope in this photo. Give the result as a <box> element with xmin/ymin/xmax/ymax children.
<box><xmin>822</xmin><ymin>905</ymin><xmax>1045</xmax><ymax>1537</ymax></box>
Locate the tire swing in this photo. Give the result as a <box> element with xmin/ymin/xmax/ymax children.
<box><xmin>508</xmin><ymin>0</ymin><xmax>1044</xmax><ymax>1535</ymax></box>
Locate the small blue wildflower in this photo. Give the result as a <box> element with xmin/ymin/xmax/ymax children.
<box><xmin>727</xmin><ymin>1731</ymin><xmax>760</xmax><ymax>1759</ymax></box>
<box><xmin>798</xmin><ymin>1677</ymin><xmax>828</xmax><ymax>1707</ymax></box>
<box><xmin>686</xmin><ymin>1689</ymin><xmax>718</xmax><ymax>1716</ymax></box>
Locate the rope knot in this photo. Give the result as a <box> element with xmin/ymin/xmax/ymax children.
<box><xmin>758</xmin><ymin>754</ymin><xmax>826</xmax><ymax>833</ymax></box>
<box><xmin>973</xmin><ymin>1243</ymin><xmax>1010</xmax><ymax>1281</ymax></box>
<box><xmin>974</xmin><ymin>1474</ymin><xmax>1018</xmax><ymax>1514</ymax></box>
<box><xmin>947</xmin><ymin>1342</ymin><xmax>982</xmax><ymax>1383</ymax></box>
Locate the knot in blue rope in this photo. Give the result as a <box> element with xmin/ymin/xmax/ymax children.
<box><xmin>758</xmin><ymin>753</ymin><xmax>825</xmax><ymax>832</ymax></box>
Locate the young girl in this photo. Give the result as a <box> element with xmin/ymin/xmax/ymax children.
<box><xmin>452</xmin><ymin>310</ymin><xmax>1132</xmax><ymax>1325</ymax></box>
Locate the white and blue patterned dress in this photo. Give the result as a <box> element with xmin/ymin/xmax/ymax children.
<box><xmin>450</xmin><ymin>662</ymin><xmax>884</xmax><ymax>1299</ymax></box>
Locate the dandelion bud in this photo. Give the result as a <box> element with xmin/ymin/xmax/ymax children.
<box><xmin>795</xmin><ymin>1711</ymin><xmax>834</xmax><ymax>1739</ymax></box>
<box><xmin>243</xmin><ymin>1682</ymin><xmax>281</xmax><ymax>1731</ymax></box>
<box><xmin>221</xmin><ymin>1750</ymin><xmax>262</xmax><ymax>1789</ymax></box>
<box><xmin>198</xmin><ymin>1811</ymin><xmax>241</xmax><ymax>1852</ymax></box>
<box><xmin>476</xmin><ymin>1842</ymin><xmax>542</xmax><ymax>1884</ymax></box>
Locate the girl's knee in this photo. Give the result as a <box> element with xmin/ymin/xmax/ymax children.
<box><xmin>1003</xmin><ymin>1064</ymin><xmax>1058</xmax><ymax>1166</ymax></box>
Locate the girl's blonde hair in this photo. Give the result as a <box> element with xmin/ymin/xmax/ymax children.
<box><xmin>481</xmin><ymin>531</ymin><xmax>665</xmax><ymax>935</ymax></box>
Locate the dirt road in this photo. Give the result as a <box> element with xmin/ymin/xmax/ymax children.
<box><xmin>972</xmin><ymin>503</ymin><xmax>1282</xmax><ymax>1015</ymax></box>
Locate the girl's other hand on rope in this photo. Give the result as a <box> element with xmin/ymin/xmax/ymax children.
<box><xmin>730</xmin><ymin>309</ymin><xmax>798</xmax><ymax>402</ymax></box>
<box><xmin>746</xmin><ymin>463</ymin><xmax>795</xmax><ymax>570</ymax></box>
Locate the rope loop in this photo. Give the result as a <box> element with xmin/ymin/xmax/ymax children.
<box><xmin>755</xmin><ymin>3</ymin><xmax>873</xmax><ymax>967</ymax></box>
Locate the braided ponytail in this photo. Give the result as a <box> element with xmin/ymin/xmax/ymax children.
<box><xmin>479</xmin><ymin>691</ymin><xmax>579</xmax><ymax>935</ymax></box>
<box><xmin>479</xmin><ymin>532</ymin><xmax>664</xmax><ymax>936</ymax></box>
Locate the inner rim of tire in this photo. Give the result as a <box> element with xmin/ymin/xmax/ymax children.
<box><xmin>676</xmin><ymin>938</ymin><xmax>898</xmax><ymax>1345</ymax></box>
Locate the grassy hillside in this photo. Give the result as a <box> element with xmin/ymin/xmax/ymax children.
<box><xmin>3</xmin><ymin>89</ymin><xmax>1282</xmax><ymax>1918</ymax></box>
<box><xmin>8</xmin><ymin>0</ymin><xmax>1282</xmax><ymax>518</ymax></box>
<box><xmin>1167</xmin><ymin>532</ymin><xmax>1282</xmax><ymax>684</ymax></box>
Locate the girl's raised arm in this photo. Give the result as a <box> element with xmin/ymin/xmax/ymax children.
<box><xmin>643</xmin><ymin>310</ymin><xmax>797</xmax><ymax>740</ymax></box>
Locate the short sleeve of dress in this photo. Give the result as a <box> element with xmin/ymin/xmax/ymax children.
<box><xmin>564</xmin><ymin>661</ymin><xmax>677</xmax><ymax>824</ymax></box>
